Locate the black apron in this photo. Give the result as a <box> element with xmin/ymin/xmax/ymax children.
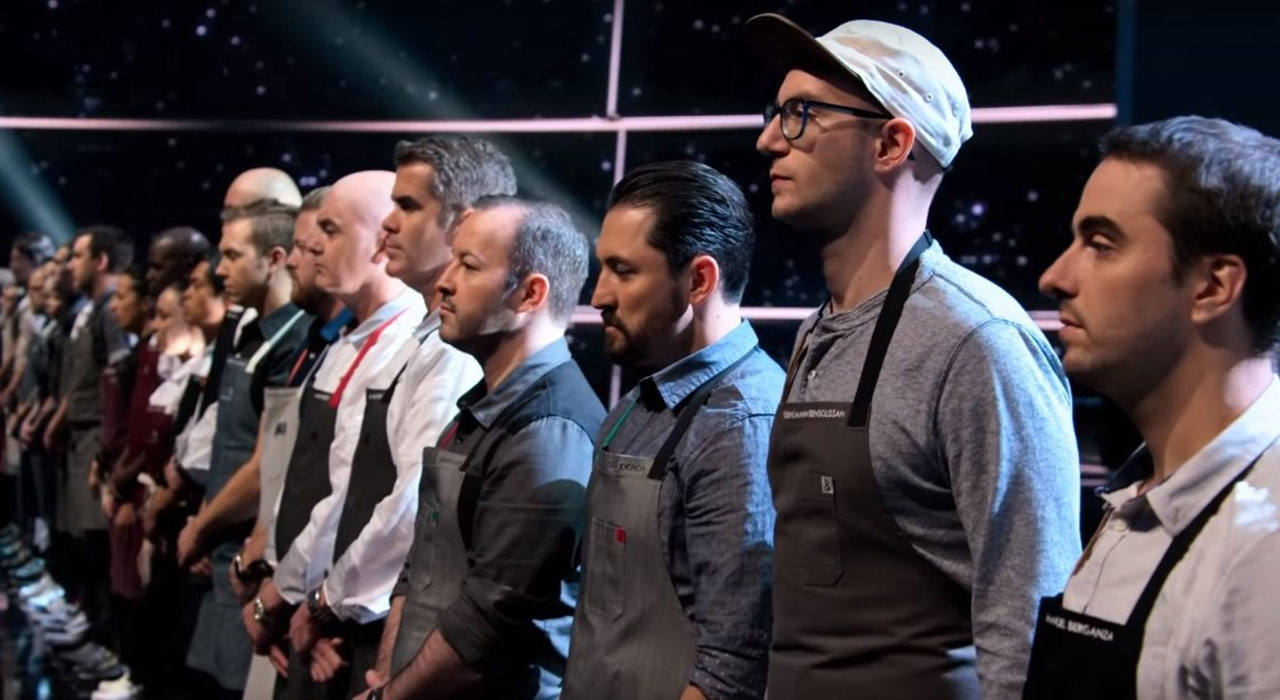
<box><xmin>767</xmin><ymin>232</ymin><xmax>979</xmax><ymax>698</ymax></box>
<box><xmin>561</xmin><ymin>351</ymin><xmax>753</xmax><ymax>700</ymax></box>
<box><xmin>1022</xmin><ymin>447</ymin><xmax>1270</xmax><ymax>699</ymax></box>
<box><xmin>274</xmin><ymin>309</ymin><xmax>404</xmax><ymax>562</ymax></box>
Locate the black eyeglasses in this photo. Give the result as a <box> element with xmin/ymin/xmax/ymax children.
<box><xmin>764</xmin><ymin>97</ymin><xmax>894</xmax><ymax>141</ymax></box>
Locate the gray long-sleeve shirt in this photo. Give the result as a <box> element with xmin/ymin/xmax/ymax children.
<box><xmin>587</xmin><ymin>321</ymin><xmax>783</xmax><ymax>700</ymax></box>
<box><xmin>785</xmin><ymin>240</ymin><xmax>1081</xmax><ymax>698</ymax></box>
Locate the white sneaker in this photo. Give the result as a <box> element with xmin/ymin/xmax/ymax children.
<box><xmin>92</xmin><ymin>672</ymin><xmax>140</xmax><ymax>700</ymax></box>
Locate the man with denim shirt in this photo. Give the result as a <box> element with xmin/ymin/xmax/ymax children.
<box><xmin>360</xmin><ymin>198</ymin><xmax>603</xmax><ymax>700</ymax></box>
<box><xmin>561</xmin><ymin>161</ymin><xmax>782</xmax><ymax>700</ymax></box>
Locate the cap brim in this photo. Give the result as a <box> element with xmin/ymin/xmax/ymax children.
<box><xmin>744</xmin><ymin>13</ymin><xmax>852</xmax><ymax>84</ymax></box>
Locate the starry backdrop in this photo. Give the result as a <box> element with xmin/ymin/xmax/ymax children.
<box><xmin>0</xmin><ymin>0</ymin><xmax>1120</xmax><ymax>482</ymax></box>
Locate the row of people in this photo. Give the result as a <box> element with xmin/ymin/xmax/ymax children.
<box><xmin>3</xmin><ymin>11</ymin><xmax>1279</xmax><ymax>700</ymax></box>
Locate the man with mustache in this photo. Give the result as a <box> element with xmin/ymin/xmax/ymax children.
<box><xmin>746</xmin><ymin>14</ymin><xmax>1081</xmax><ymax>697</ymax></box>
<box><xmin>360</xmin><ymin>197</ymin><xmax>603</xmax><ymax>700</ymax></box>
<box><xmin>560</xmin><ymin>160</ymin><xmax>783</xmax><ymax>700</ymax></box>
<box><xmin>1026</xmin><ymin>116</ymin><xmax>1280</xmax><ymax>698</ymax></box>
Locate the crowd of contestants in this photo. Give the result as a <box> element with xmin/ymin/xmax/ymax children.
<box><xmin>1</xmin><ymin>11</ymin><xmax>1280</xmax><ymax>700</ymax></box>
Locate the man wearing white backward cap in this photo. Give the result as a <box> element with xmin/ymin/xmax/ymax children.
<box><xmin>746</xmin><ymin>14</ymin><xmax>1081</xmax><ymax>698</ymax></box>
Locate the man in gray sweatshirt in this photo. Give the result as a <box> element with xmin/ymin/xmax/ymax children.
<box><xmin>746</xmin><ymin>14</ymin><xmax>1082</xmax><ymax>698</ymax></box>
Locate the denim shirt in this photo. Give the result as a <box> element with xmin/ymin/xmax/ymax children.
<box><xmin>598</xmin><ymin>321</ymin><xmax>784</xmax><ymax>699</ymax></box>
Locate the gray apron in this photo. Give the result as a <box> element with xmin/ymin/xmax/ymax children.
<box><xmin>391</xmin><ymin>444</ymin><xmax>470</xmax><ymax>675</ymax></box>
<box><xmin>188</xmin><ymin>309</ymin><xmax>306</xmax><ymax>691</ymax></box>
<box><xmin>258</xmin><ymin>384</ymin><xmax>305</xmax><ymax>538</ymax></box>
<box><xmin>393</xmin><ymin>365</ymin><xmax>578</xmax><ymax>699</ymax></box>
<box><xmin>766</xmin><ymin>233</ymin><xmax>978</xmax><ymax>698</ymax></box>
<box><xmin>561</xmin><ymin>352</ymin><xmax>752</xmax><ymax>700</ymax></box>
<box><xmin>59</xmin><ymin>304</ymin><xmax>107</xmax><ymax>535</ymax></box>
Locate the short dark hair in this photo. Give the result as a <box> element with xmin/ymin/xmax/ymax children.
<box><xmin>393</xmin><ymin>136</ymin><xmax>517</xmax><ymax>221</ymax></box>
<box><xmin>12</xmin><ymin>232</ymin><xmax>55</xmax><ymax>266</ymax></box>
<box><xmin>198</xmin><ymin>251</ymin><xmax>226</xmax><ymax>295</ymax></box>
<box><xmin>120</xmin><ymin>263</ymin><xmax>147</xmax><ymax>298</ymax></box>
<box><xmin>78</xmin><ymin>225</ymin><xmax>134</xmax><ymax>273</ymax></box>
<box><xmin>607</xmin><ymin>160</ymin><xmax>756</xmax><ymax>303</ymax></box>
<box><xmin>1100</xmin><ymin>116</ymin><xmax>1280</xmax><ymax>352</ymax></box>
<box><xmin>244</xmin><ymin>211</ymin><xmax>298</xmax><ymax>256</ymax></box>
<box><xmin>474</xmin><ymin>196</ymin><xmax>590</xmax><ymax>323</ymax></box>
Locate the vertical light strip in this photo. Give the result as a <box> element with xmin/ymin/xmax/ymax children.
<box><xmin>605</xmin><ymin>0</ymin><xmax>626</xmax><ymax>118</ymax></box>
<box><xmin>605</xmin><ymin>0</ymin><xmax>627</xmax><ymax>407</ymax></box>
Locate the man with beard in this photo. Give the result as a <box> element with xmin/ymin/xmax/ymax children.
<box><xmin>360</xmin><ymin>197</ymin><xmax>603</xmax><ymax>700</ymax></box>
<box><xmin>746</xmin><ymin>14</ymin><xmax>1080</xmax><ymax>697</ymax></box>
<box><xmin>561</xmin><ymin>161</ymin><xmax>783</xmax><ymax>700</ymax></box>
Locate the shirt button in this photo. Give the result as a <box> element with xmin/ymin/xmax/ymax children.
<box><xmin>1110</xmin><ymin>519</ymin><xmax>1128</xmax><ymax>532</ymax></box>
<box><xmin>807</xmin><ymin>369</ymin><xmax>817</xmax><ymax>381</ymax></box>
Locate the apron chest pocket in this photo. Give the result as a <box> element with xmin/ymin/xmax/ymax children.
<box><xmin>794</xmin><ymin>488</ymin><xmax>843</xmax><ymax>586</ymax></box>
<box><xmin>585</xmin><ymin>517</ymin><xmax>625</xmax><ymax>620</ymax></box>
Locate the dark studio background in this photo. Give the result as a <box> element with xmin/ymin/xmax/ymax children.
<box><xmin>2</xmin><ymin>0</ymin><xmax>1270</xmax><ymax>536</ymax></box>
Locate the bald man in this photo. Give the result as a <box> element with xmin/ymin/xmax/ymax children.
<box><xmin>147</xmin><ymin>226</ymin><xmax>210</xmax><ymax>296</ymax></box>
<box><xmin>242</xmin><ymin>171</ymin><xmax>426</xmax><ymax>699</ymax></box>
<box><xmin>222</xmin><ymin>167</ymin><xmax>304</xmax><ymax>216</ymax></box>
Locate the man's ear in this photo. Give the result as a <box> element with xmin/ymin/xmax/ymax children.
<box><xmin>874</xmin><ymin>117</ymin><xmax>918</xmax><ymax>172</ymax></box>
<box><xmin>267</xmin><ymin>245</ymin><xmax>289</xmax><ymax>271</ymax></box>
<box><xmin>513</xmin><ymin>272</ymin><xmax>551</xmax><ymax>315</ymax></box>
<box><xmin>1189</xmin><ymin>253</ymin><xmax>1248</xmax><ymax>327</ymax></box>
<box><xmin>686</xmin><ymin>254</ymin><xmax>721</xmax><ymax>307</ymax></box>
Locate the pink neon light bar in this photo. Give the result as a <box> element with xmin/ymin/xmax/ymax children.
<box><xmin>0</xmin><ymin>104</ymin><xmax>1115</xmax><ymax>133</ymax></box>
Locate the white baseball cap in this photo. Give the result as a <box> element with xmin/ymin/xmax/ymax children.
<box><xmin>745</xmin><ymin>13</ymin><xmax>973</xmax><ymax>169</ymax></box>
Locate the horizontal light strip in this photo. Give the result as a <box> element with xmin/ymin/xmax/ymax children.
<box><xmin>0</xmin><ymin>103</ymin><xmax>1115</xmax><ymax>133</ymax></box>
<box><xmin>573</xmin><ymin>305</ymin><xmax>1062</xmax><ymax>332</ymax></box>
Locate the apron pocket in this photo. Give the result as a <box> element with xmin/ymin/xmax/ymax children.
<box><xmin>585</xmin><ymin>517</ymin><xmax>625</xmax><ymax>620</ymax></box>
<box><xmin>795</xmin><ymin>491</ymin><xmax>842</xmax><ymax>586</ymax></box>
<box><xmin>412</xmin><ymin>506</ymin><xmax>439</xmax><ymax>591</ymax></box>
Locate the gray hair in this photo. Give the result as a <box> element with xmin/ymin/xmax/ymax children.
<box><xmin>393</xmin><ymin>136</ymin><xmax>517</xmax><ymax>222</ymax></box>
<box><xmin>474</xmin><ymin>196</ymin><xmax>589</xmax><ymax>324</ymax></box>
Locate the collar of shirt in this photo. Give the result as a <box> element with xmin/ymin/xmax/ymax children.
<box><xmin>336</xmin><ymin>288</ymin><xmax>423</xmax><ymax>350</ymax></box>
<box><xmin>637</xmin><ymin>320</ymin><xmax>760</xmax><ymax>411</ymax></box>
<box><xmin>414</xmin><ymin>309</ymin><xmax>442</xmax><ymax>340</ymax></box>
<box><xmin>236</xmin><ymin>302</ymin><xmax>301</xmax><ymax>352</ymax></box>
<box><xmin>313</xmin><ymin>307</ymin><xmax>355</xmax><ymax>345</ymax></box>
<box><xmin>807</xmin><ymin>238</ymin><xmax>941</xmax><ymax>338</ymax></box>
<box><xmin>458</xmin><ymin>336</ymin><xmax>572</xmax><ymax>432</ymax></box>
<box><xmin>1102</xmin><ymin>376</ymin><xmax>1280</xmax><ymax>535</ymax></box>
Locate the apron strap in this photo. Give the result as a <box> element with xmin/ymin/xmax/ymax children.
<box><xmin>245</xmin><ymin>309</ymin><xmax>308</xmax><ymax>374</ymax></box>
<box><xmin>647</xmin><ymin>348</ymin><xmax>757</xmax><ymax>480</ymax></box>
<box><xmin>1124</xmin><ymin>433</ymin><xmax>1280</xmax><ymax>629</ymax></box>
<box><xmin>847</xmin><ymin>231</ymin><xmax>932</xmax><ymax>428</ymax></box>
<box><xmin>328</xmin><ymin>308</ymin><xmax>409</xmax><ymax>408</ymax></box>
<box><xmin>382</xmin><ymin>315</ymin><xmax>441</xmax><ymax>400</ymax></box>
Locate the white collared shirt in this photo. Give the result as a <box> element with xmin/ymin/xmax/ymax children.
<box><xmin>1062</xmin><ymin>377</ymin><xmax>1280</xmax><ymax>699</ymax></box>
<box><xmin>320</xmin><ymin>310</ymin><xmax>481</xmax><ymax>623</ymax></box>
<box><xmin>273</xmin><ymin>286</ymin><xmax>426</xmax><ymax>604</ymax></box>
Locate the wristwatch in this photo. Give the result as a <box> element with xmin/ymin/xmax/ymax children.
<box><xmin>252</xmin><ymin>596</ymin><xmax>272</xmax><ymax>625</ymax></box>
<box><xmin>233</xmin><ymin>553</ymin><xmax>275</xmax><ymax>583</ymax></box>
<box><xmin>307</xmin><ymin>587</ymin><xmax>337</xmax><ymax>626</ymax></box>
